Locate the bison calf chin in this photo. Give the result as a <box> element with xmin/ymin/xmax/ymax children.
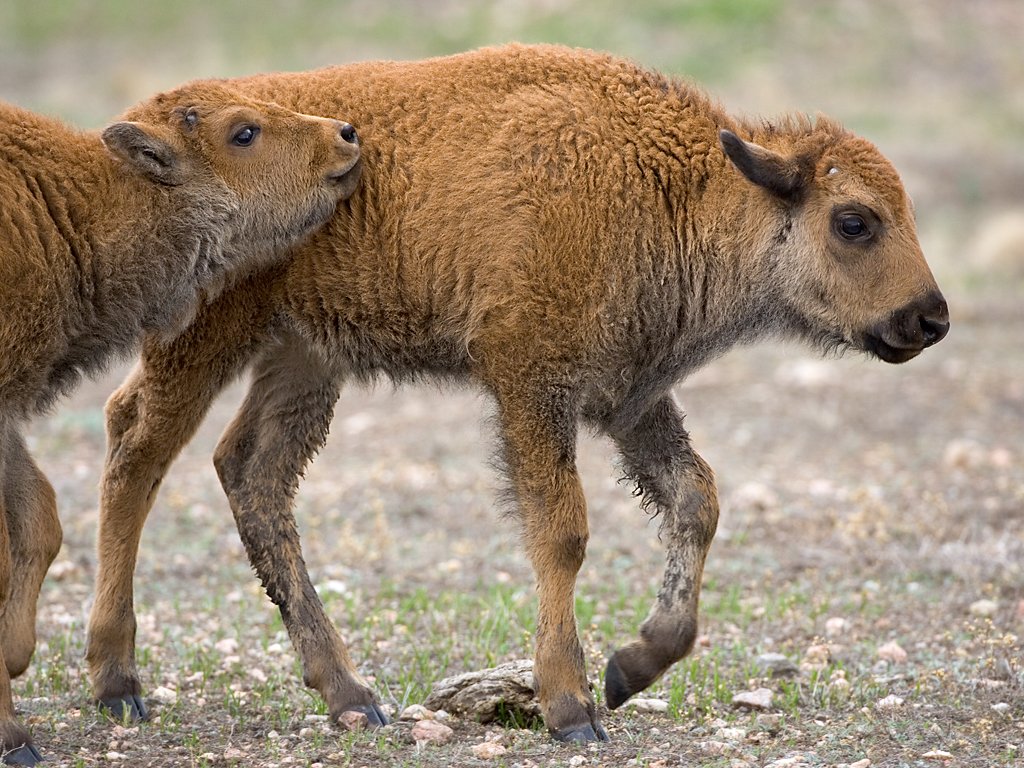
<box><xmin>84</xmin><ymin>43</ymin><xmax>947</xmax><ymax>746</ymax></box>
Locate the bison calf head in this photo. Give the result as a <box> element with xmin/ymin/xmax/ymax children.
<box><xmin>720</xmin><ymin>123</ymin><xmax>948</xmax><ymax>364</ymax></box>
<box><xmin>103</xmin><ymin>82</ymin><xmax>361</xmax><ymax>278</ymax></box>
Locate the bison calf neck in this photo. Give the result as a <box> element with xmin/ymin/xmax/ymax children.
<box><xmin>86</xmin><ymin>44</ymin><xmax>948</xmax><ymax>744</ymax></box>
<box><xmin>0</xmin><ymin>85</ymin><xmax>359</xmax><ymax>764</ymax></box>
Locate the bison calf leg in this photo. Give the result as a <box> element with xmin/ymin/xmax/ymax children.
<box><xmin>0</xmin><ymin>427</ymin><xmax>54</xmax><ymax>766</ymax></box>
<box><xmin>88</xmin><ymin>324</ymin><xmax>259</xmax><ymax>722</ymax></box>
<box><xmin>604</xmin><ymin>394</ymin><xmax>718</xmax><ymax>708</ymax></box>
<box><xmin>1</xmin><ymin>430</ymin><xmax>62</xmax><ymax>679</ymax></box>
<box><xmin>213</xmin><ymin>339</ymin><xmax>386</xmax><ymax>727</ymax></box>
<box><xmin>496</xmin><ymin>385</ymin><xmax>608</xmax><ymax>743</ymax></box>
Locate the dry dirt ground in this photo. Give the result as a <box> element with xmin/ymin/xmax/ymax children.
<box><xmin>18</xmin><ymin>280</ymin><xmax>1023</xmax><ymax>767</ymax></box>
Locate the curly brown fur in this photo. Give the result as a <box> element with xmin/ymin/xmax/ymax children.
<box><xmin>85</xmin><ymin>44</ymin><xmax>948</xmax><ymax>743</ymax></box>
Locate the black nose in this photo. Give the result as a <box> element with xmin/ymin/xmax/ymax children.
<box><xmin>919</xmin><ymin>296</ymin><xmax>949</xmax><ymax>347</ymax></box>
<box><xmin>339</xmin><ymin>123</ymin><xmax>357</xmax><ymax>144</ymax></box>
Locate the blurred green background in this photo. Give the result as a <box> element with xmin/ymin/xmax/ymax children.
<box><xmin>1</xmin><ymin>0</ymin><xmax>1022</xmax><ymax>289</ymax></box>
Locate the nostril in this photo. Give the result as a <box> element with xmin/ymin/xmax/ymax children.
<box><xmin>339</xmin><ymin>123</ymin><xmax>357</xmax><ymax>144</ymax></box>
<box><xmin>919</xmin><ymin>315</ymin><xmax>950</xmax><ymax>346</ymax></box>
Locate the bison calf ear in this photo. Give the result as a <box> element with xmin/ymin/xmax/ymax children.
<box><xmin>102</xmin><ymin>122</ymin><xmax>187</xmax><ymax>186</ymax></box>
<box><xmin>719</xmin><ymin>129</ymin><xmax>805</xmax><ymax>201</ymax></box>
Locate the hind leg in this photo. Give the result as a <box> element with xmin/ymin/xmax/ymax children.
<box><xmin>0</xmin><ymin>425</ymin><xmax>46</xmax><ymax>765</ymax></box>
<box><xmin>602</xmin><ymin>394</ymin><xmax>718</xmax><ymax>707</ymax></box>
<box><xmin>87</xmin><ymin>280</ymin><xmax>273</xmax><ymax>722</ymax></box>
<box><xmin>213</xmin><ymin>335</ymin><xmax>386</xmax><ymax>726</ymax></box>
<box><xmin>1</xmin><ymin>431</ymin><xmax>61</xmax><ymax>678</ymax></box>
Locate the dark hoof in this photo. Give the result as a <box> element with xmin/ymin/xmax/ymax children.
<box><xmin>604</xmin><ymin>653</ymin><xmax>633</xmax><ymax>710</ymax></box>
<box><xmin>99</xmin><ymin>694</ymin><xmax>149</xmax><ymax>722</ymax></box>
<box><xmin>3</xmin><ymin>744</ymin><xmax>43</xmax><ymax>766</ymax></box>
<box><xmin>347</xmin><ymin>703</ymin><xmax>389</xmax><ymax>728</ymax></box>
<box><xmin>552</xmin><ymin>722</ymin><xmax>610</xmax><ymax>744</ymax></box>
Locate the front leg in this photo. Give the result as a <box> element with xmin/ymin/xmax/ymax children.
<box><xmin>88</xmin><ymin>279</ymin><xmax>273</xmax><ymax>722</ymax></box>
<box><xmin>603</xmin><ymin>394</ymin><xmax>719</xmax><ymax>708</ymax></box>
<box><xmin>493</xmin><ymin>381</ymin><xmax>608</xmax><ymax>743</ymax></box>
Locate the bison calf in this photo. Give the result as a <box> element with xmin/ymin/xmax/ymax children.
<box><xmin>0</xmin><ymin>85</ymin><xmax>359</xmax><ymax>763</ymax></box>
<box><xmin>86</xmin><ymin>44</ymin><xmax>948</xmax><ymax>745</ymax></box>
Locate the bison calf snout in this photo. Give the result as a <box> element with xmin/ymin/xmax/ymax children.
<box><xmin>902</xmin><ymin>292</ymin><xmax>949</xmax><ymax>349</ymax></box>
<box><xmin>867</xmin><ymin>291</ymin><xmax>949</xmax><ymax>363</ymax></box>
<box><xmin>918</xmin><ymin>296</ymin><xmax>950</xmax><ymax>347</ymax></box>
<box><xmin>339</xmin><ymin>123</ymin><xmax>358</xmax><ymax>144</ymax></box>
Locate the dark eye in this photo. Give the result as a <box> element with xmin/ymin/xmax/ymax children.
<box><xmin>231</xmin><ymin>126</ymin><xmax>259</xmax><ymax>147</ymax></box>
<box><xmin>835</xmin><ymin>213</ymin><xmax>871</xmax><ymax>242</ymax></box>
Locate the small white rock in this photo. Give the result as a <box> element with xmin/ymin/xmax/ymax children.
<box><xmin>150</xmin><ymin>686</ymin><xmax>178</xmax><ymax>706</ymax></box>
<box><xmin>921</xmin><ymin>750</ymin><xmax>954</xmax><ymax>761</ymax></box>
<box><xmin>875</xmin><ymin>694</ymin><xmax>904</xmax><ymax>710</ymax></box>
<box><xmin>969</xmin><ymin>599</ymin><xmax>998</xmax><ymax>617</ymax></box>
<box><xmin>47</xmin><ymin>560</ymin><xmax>79</xmax><ymax>581</ymax></box>
<box><xmin>400</xmin><ymin>704</ymin><xmax>434</xmax><ymax>721</ymax></box>
<box><xmin>730</xmin><ymin>482</ymin><xmax>779</xmax><ymax>512</ymax></box>
<box><xmin>337</xmin><ymin>710</ymin><xmax>368</xmax><ymax>732</ymax></box>
<box><xmin>732</xmin><ymin>688</ymin><xmax>773</xmax><ymax>710</ymax></box>
<box><xmin>411</xmin><ymin>719</ymin><xmax>454</xmax><ymax>745</ymax></box>
<box><xmin>991</xmin><ymin>702</ymin><xmax>1011</xmax><ymax>715</ymax></box>
<box><xmin>825</xmin><ymin>617</ymin><xmax>849</xmax><ymax>637</ymax></box>
<box><xmin>315</xmin><ymin>579</ymin><xmax>348</xmax><ymax>596</ymax></box>
<box><xmin>877</xmin><ymin>640</ymin><xmax>908</xmax><ymax>664</ymax></box>
<box><xmin>715</xmin><ymin>726</ymin><xmax>746</xmax><ymax>742</ymax></box>
<box><xmin>848</xmin><ymin>760</ymin><xmax>871</xmax><ymax>768</ymax></box>
<box><xmin>215</xmin><ymin>637</ymin><xmax>239</xmax><ymax>654</ymax></box>
<box><xmin>800</xmin><ymin>643</ymin><xmax>831</xmax><ymax>672</ymax></box>
<box><xmin>568</xmin><ymin>757</ymin><xmax>587</xmax><ymax>767</ymax></box>
<box><xmin>471</xmin><ymin>741</ymin><xmax>507</xmax><ymax>759</ymax></box>
<box><xmin>106</xmin><ymin>751</ymin><xmax>126</xmax><ymax>760</ymax></box>
<box><xmin>624</xmin><ymin>697</ymin><xmax>669</xmax><ymax>713</ymax></box>
<box><xmin>829</xmin><ymin>677</ymin><xmax>851</xmax><ymax>698</ymax></box>
<box><xmin>698</xmin><ymin>740</ymin><xmax>733</xmax><ymax>756</ymax></box>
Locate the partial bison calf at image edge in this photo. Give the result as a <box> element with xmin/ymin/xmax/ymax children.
<box><xmin>83</xmin><ymin>43</ymin><xmax>948</xmax><ymax>746</ymax></box>
<box><xmin>0</xmin><ymin>86</ymin><xmax>359</xmax><ymax>764</ymax></box>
